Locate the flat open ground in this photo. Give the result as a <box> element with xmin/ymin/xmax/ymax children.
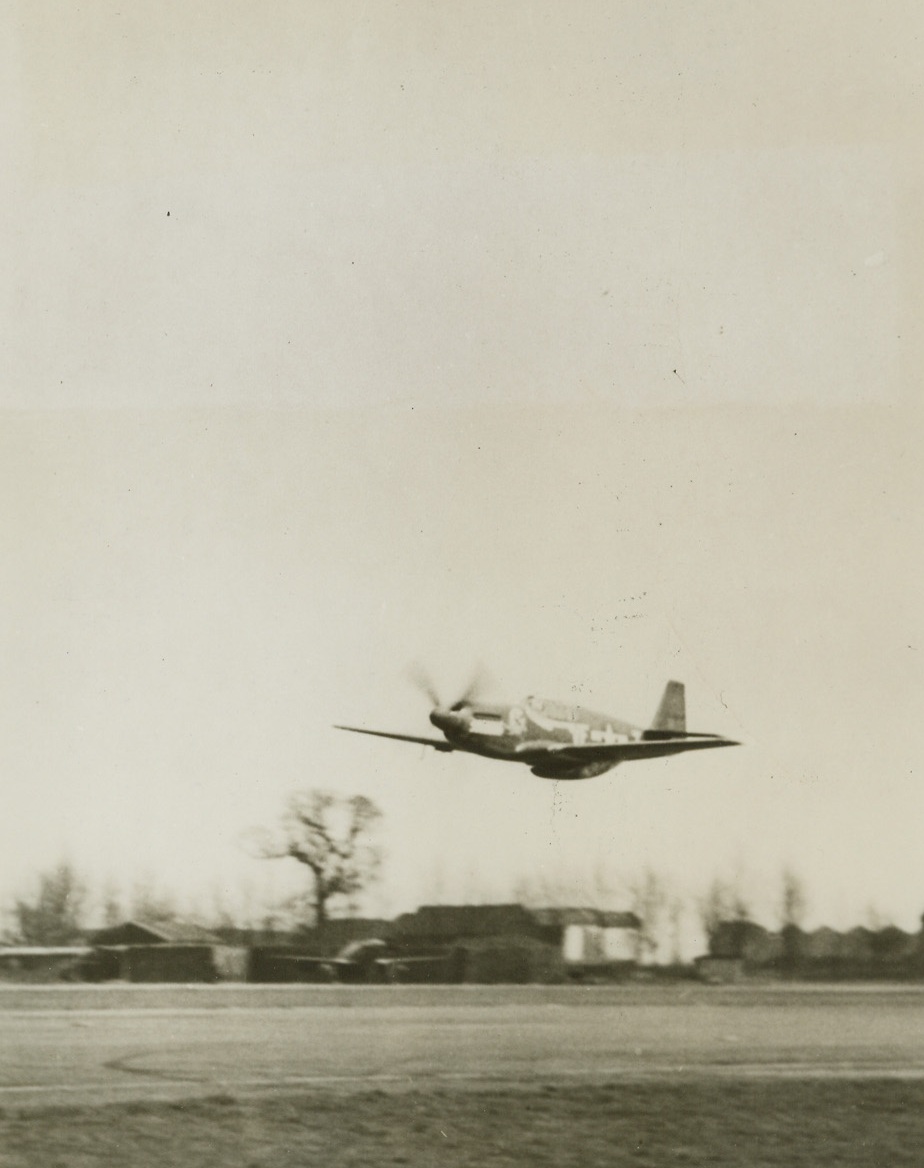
<box><xmin>2</xmin><ymin>983</ymin><xmax>922</xmax><ymax>1165</ymax></box>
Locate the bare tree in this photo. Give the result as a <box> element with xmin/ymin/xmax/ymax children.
<box><xmin>98</xmin><ymin>877</ymin><xmax>124</xmax><ymax>928</ymax></box>
<box><xmin>130</xmin><ymin>877</ymin><xmax>179</xmax><ymax>925</ymax></box>
<box><xmin>512</xmin><ymin>859</ymin><xmax>626</xmax><ymax>911</ymax></box>
<box><xmin>778</xmin><ymin>867</ymin><xmax>808</xmax><ymax>972</ymax></box>
<box><xmin>207</xmin><ymin>883</ymin><xmax>239</xmax><ymax>933</ymax></box>
<box><xmin>778</xmin><ymin>867</ymin><xmax>808</xmax><ymax>930</ymax></box>
<box><xmin>590</xmin><ymin>858</ymin><xmax>627</xmax><ymax>910</ymax></box>
<box><xmin>11</xmin><ymin>861</ymin><xmax>87</xmax><ymax>946</ymax></box>
<box><xmin>666</xmin><ymin>894</ymin><xmax>687</xmax><ymax>965</ymax></box>
<box><xmin>250</xmin><ymin>790</ymin><xmax>383</xmax><ymax>927</ymax></box>
<box><xmin>864</xmin><ymin>904</ymin><xmax>893</xmax><ymax>931</ymax></box>
<box><xmin>628</xmin><ymin>867</ymin><xmax>670</xmax><ymax>963</ymax></box>
<box><xmin>697</xmin><ymin>874</ymin><xmax>751</xmax><ymax>945</ymax></box>
<box><xmin>511</xmin><ymin>866</ymin><xmax>582</xmax><ymax>908</ymax></box>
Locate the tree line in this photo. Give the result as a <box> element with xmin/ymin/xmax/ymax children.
<box><xmin>0</xmin><ymin>788</ymin><xmax>875</xmax><ymax>956</ymax></box>
<box><xmin>2</xmin><ymin>789</ymin><xmax>384</xmax><ymax>946</ymax></box>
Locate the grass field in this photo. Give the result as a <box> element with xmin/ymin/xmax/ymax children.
<box><xmin>2</xmin><ymin>1079</ymin><xmax>922</xmax><ymax>1167</ymax></box>
<box><xmin>4</xmin><ymin>985</ymin><xmax>923</xmax><ymax>1164</ymax></box>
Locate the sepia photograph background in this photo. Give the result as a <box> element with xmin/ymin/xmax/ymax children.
<box><xmin>3</xmin><ymin>1</ymin><xmax>922</xmax><ymax>953</ymax></box>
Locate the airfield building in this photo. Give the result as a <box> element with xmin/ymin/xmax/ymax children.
<box><xmin>383</xmin><ymin>903</ymin><xmax>640</xmax><ymax>982</ymax></box>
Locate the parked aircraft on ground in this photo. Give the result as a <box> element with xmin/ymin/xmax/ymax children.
<box><xmin>336</xmin><ymin>676</ymin><xmax>738</xmax><ymax>779</ymax></box>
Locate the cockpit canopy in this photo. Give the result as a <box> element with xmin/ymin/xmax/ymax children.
<box><xmin>524</xmin><ymin>696</ymin><xmax>576</xmax><ymax>722</ymax></box>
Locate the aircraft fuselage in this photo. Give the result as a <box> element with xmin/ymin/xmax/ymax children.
<box><xmin>432</xmin><ymin>697</ymin><xmax>639</xmax><ymax>767</ymax></box>
<box><xmin>336</xmin><ymin>681</ymin><xmax>738</xmax><ymax>779</ymax></box>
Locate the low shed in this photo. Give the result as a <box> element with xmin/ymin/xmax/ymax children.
<box><xmin>90</xmin><ymin>919</ymin><xmax>222</xmax><ymax>947</ymax></box>
<box><xmin>87</xmin><ymin>920</ymin><xmax>244</xmax><ymax>983</ymax></box>
<box><xmin>0</xmin><ymin>947</ymin><xmax>91</xmax><ymax>981</ymax></box>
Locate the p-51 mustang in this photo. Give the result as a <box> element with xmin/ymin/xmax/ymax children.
<box><xmin>336</xmin><ymin>678</ymin><xmax>738</xmax><ymax>780</ymax></box>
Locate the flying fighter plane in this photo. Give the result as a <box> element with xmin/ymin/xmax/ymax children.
<box><xmin>335</xmin><ymin>677</ymin><xmax>738</xmax><ymax>779</ymax></box>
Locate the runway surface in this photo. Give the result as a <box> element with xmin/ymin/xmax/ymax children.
<box><xmin>3</xmin><ymin>984</ymin><xmax>924</xmax><ymax>1109</ymax></box>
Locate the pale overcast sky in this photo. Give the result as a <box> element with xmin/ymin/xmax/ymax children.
<box><xmin>2</xmin><ymin>3</ymin><xmax>922</xmax><ymax>937</ymax></box>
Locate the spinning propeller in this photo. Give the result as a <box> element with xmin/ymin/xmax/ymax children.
<box><xmin>406</xmin><ymin>664</ymin><xmax>490</xmax><ymax>712</ymax></box>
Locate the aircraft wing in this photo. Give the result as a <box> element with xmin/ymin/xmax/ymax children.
<box><xmin>334</xmin><ymin>725</ymin><xmax>455</xmax><ymax>752</ymax></box>
<box><xmin>515</xmin><ymin>734</ymin><xmax>738</xmax><ymax>766</ymax></box>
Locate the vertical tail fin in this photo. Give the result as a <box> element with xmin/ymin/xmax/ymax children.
<box><xmin>651</xmin><ymin>681</ymin><xmax>686</xmax><ymax>734</ymax></box>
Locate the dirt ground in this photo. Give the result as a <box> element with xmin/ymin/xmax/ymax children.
<box><xmin>1</xmin><ymin>1079</ymin><xmax>922</xmax><ymax>1168</ymax></box>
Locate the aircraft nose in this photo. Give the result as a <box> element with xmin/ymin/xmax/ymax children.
<box><xmin>430</xmin><ymin>708</ymin><xmax>467</xmax><ymax>734</ymax></box>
